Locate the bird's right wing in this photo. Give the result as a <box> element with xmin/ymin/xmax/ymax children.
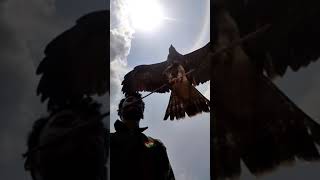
<box><xmin>121</xmin><ymin>61</ymin><xmax>170</xmax><ymax>94</ymax></box>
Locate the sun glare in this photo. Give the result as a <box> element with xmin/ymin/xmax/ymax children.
<box><xmin>127</xmin><ymin>0</ymin><xmax>164</xmax><ymax>32</ymax></box>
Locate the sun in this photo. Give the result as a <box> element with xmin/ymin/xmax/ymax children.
<box><xmin>127</xmin><ymin>0</ymin><xmax>165</xmax><ymax>32</ymax></box>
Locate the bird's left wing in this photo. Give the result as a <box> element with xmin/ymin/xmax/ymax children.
<box><xmin>183</xmin><ymin>42</ymin><xmax>212</xmax><ymax>86</ymax></box>
<box><xmin>168</xmin><ymin>43</ymin><xmax>212</xmax><ymax>86</ymax></box>
<box><xmin>121</xmin><ymin>61</ymin><xmax>170</xmax><ymax>94</ymax></box>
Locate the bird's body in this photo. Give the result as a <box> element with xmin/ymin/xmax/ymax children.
<box><xmin>169</xmin><ymin>68</ymin><xmax>190</xmax><ymax>102</ymax></box>
<box><xmin>163</xmin><ymin>62</ymin><xmax>209</xmax><ymax>120</ymax></box>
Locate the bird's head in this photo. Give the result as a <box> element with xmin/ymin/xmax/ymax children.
<box><xmin>165</xmin><ymin>45</ymin><xmax>185</xmax><ymax>82</ymax></box>
<box><xmin>167</xmin><ymin>44</ymin><xmax>183</xmax><ymax>63</ymax></box>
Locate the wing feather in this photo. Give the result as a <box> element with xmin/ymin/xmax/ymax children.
<box><xmin>182</xmin><ymin>43</ymin><xmax>212</xmax><ymax>85</ymax></box>
<box><xmin>122</xmin><ymin>42</ymin><xmax>212</xmax><ymax>95</ymax></box>
<box><xmin>214</xmin><ymin>0</ymin><xmax>320</xmax><ymax>77</ymax></box>
<box><xmin>121</xmin><ymin>61</ymin><xmax>170</xmax><ymax>94</ymax></box>
<box><xmin>36</xmin><ymin>10</ymin><xmax>109</xmax><ymax>109</ymax></box>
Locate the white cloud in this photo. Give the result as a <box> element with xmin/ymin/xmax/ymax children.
<box><xmin>110</xmin><ymin>0</ymin><xmax>135</xmax><ymax>107</ymax></box>
<box><xmin>110</xmin><ymin>59</ymin><xmax>129</xmax><ymax>110</ymax></box>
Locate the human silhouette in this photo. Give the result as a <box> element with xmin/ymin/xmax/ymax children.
<box><xmin>110</xmin><ymin>92</ymin><xmax>175</xmax><ymax>180</ymax></box>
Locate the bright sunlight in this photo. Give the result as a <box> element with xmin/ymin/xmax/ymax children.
<box><xmin>127</xmin><ymin>0</ymin><xmax>165</xmax><ymax>31</ymax></box>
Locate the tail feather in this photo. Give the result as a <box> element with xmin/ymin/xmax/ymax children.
<box><xmin>171</xmin><ymin>95</ymin><xmax>177</xmax><ymax>120</ymax></box>
<box><xmin>165</xmin><ymin>92</ymin><xmax>184</xmax><ymax>120</ymax></box>
<box><xmin>176</xmin><ymin>101</ymin><xmax>185</xmax><ymax>119</ymax></box>
<box><xmin>164</xmin><ymin>85</ymin><xmax>210</xmax><ymax>120</ymax></box>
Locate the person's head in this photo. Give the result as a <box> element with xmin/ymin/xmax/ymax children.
<box><xmin>118</xmin><ymin>92</ymin><xmax>145</xmax><ymax>122</ymax></box>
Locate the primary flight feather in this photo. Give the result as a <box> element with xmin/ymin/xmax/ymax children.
<box><xmin>36</xmin><ymin>10</ymin><xmax>109</xmax><ymax>111</ymax></box>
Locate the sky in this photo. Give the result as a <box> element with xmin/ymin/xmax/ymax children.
<box><xmin>0</xmin><ymin>0</ymin><xmax>107</xmax><ymax>179</ymax></box>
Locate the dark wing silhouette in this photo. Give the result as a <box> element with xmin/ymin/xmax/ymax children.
<box><xmin>166</xmin><ymin>43</ymin><xmax>211</xmax><ymax>86</ymax></box>
<box><xmin>213</xmin><ymin>0</ymin><xmax>320</xmax><ymax>77</ymax></box>
<box><xmin>36</xmin><ymin>10</ymin><xmax>109</xmax><ymax>110</ymax></box>
<box><xmin>121</xmin><ymin>61</ymin><xmax>170</xmax><ymax>94</ymax></box>
<box><xmin>212</xmin><ymin>74</ymin><xmax>320</xmax><ymax>179</ymax></box>
<box><xmin>122</xmin><ymin>43</ymin><xmax>212</xmax><ymax>94</ymax></box>
<box><xmin>181</xmin><ymin>43</ymin><xmax>212</xmax><ymax>85</ymax></box>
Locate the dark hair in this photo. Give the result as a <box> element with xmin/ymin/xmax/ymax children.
<box><xmin>117</xmin><ymin>92</ymin><xmax>145</xmax><ymax>117</ymax></box>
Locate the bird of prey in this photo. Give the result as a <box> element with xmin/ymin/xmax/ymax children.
<box><xmin>36</xmin><ymin>10</ymin><xmax>109</xmax><ymax>111</ymax></box>
<box><xmin>122</xmin><ymin>44</ymin><xmax>211</xmax><ymax>120</ymax></box>
<box><xmin>210</xmin><ymin>0</ymin><xmax>320</xmax><ymax>179</ymax></box>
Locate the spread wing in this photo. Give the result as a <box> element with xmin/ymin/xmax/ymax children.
<box><xmin>212</xmin><ymin>75</ymin><xmax>320</xmax><ymax>179</ymax></box>
<box><xmin>213</xmin><ymin>0</ymin><xmax>320</xmax><ymax>77</ymax></box>
<box><xmin>122</xmin><ymin>43</ymin><xmax>212</xmax><ymax>95</ymax></box>
<box><xmin>36</xmin><ymin>10</ymin><xmax>109</xmax><ymax>110</ymax></box>
<box><xmin>121</xmin><ymin>61</ymin><xmax>170</xmax><ymax>94</ymax></box>
<box><xmin>181</xmin><ymin>43</ymin><xmax>212</xmax><ymax>85</ymax></box>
